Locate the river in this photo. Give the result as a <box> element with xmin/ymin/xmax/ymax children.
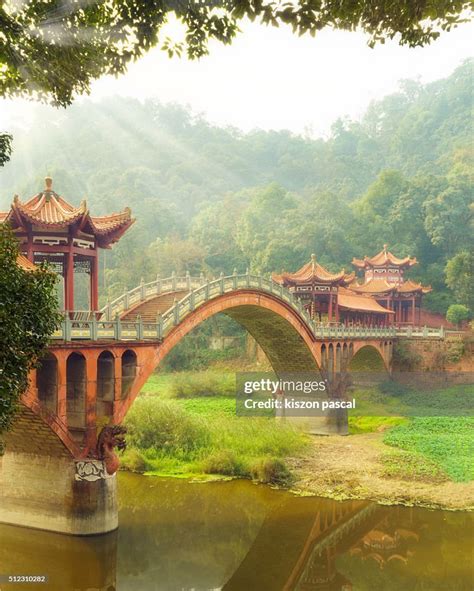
<box><xmin>0</xmin><ymin>473</ymin><xmax>472</xmax><ymax>590</ymax></box>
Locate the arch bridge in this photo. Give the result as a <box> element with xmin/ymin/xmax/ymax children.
<box><xmin>1</xmin><ymin>273</ymin><xmax>439</xmax><ymax>536</ymax></box>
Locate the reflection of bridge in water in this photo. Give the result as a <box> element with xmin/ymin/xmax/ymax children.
<box><xmin>224</xmin><ymin>496</ymin><xmax>424</xmax><ymax>591</ymax></box>
<box><xmin>0</xmin><ymin>481</ymin><xmax>428</xmax><ymax>591</ymax></box>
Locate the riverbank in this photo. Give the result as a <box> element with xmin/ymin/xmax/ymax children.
<box><xmin>122</xmin><ymin>370</ymin><xmax>474</xmax><ymax>511</ymax></box>
<box><xmin>288</xmin><ymin>432</ymin><xmax>474</xmax><ymax>511</ymax></box>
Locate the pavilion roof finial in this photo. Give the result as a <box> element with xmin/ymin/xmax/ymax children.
<box><xmin>45</xmin><ymin>176</ymin><xmax>53</xmax><ymax>191</ymax></box>
<box><xmin>311</xmin><ymin>253</ymin><xmax>316</xmax><ymax>270</ymax></box>
<box><xmin>383</xmin><ymin>243</ymin><xmax>388</xmax><ymax>253</ymax></box>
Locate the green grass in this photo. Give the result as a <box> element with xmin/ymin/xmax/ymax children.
<box><xmin>179</xmin><ymin>396</ymin><xmax>236</xmax><ymax>417</ymax></box>
<box><xmin>381</xmin><ymin>449</ymin><xmax>448</xmax><ymax>483</ymax></box>
<box><xmin>140</xmin><ymin>373</ymin><xmax>175</xmax><ymax>396</ymax></box>
<box><xmin>121</xmin><ymin>395</ymin><xmax>309</xmax><ymax>484</ymax></box>
<box><xmin>131</xmin><ymin>370</ymin><xmax>474</xmax><ymax>485</ymax></box>
<box><xmin>348</xmin><ymin>416</ymin><xmax>408</xmax><ymax>434</ymax></box>
<box><xmin>383</xmin><ymin>417</ymin><xmax>474</xmax><ymax>482</ymax></box>
<box><xmin>140</xmin><ymin>370</ymin><xmax>235</xmax><ymax>398</ymax></box>
<box><xmin>349</xmin><ymin>383</ymin><xmax>474</xmax><ymax>418</ymax></box>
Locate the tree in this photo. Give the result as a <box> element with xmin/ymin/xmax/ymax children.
<box><xmin>0</xmin><ymin>225</ymin><xmax>62</xmax><ymax>443</ymax></box>
<box><xmin>0</xmin><ymin>133</ymin><xmax>12</xmax><ymax>166</ymax></box>
<box><xmin>236</xmin><ymin>183</ymin><xmax>306</xmax><ymax>273</ymax></box>
<box><xmin>0</xmin><ymin>2</ymin><xmax>471</xmax><ymax>166</ymax></box>
<box><xmin>446</xmin><ymin>251</ymin><xmax>474</xmax><ymax>310</ymax></box>
<box><xmin>190</xmin><ymin>191</ymin><xmax>249</xmax><ymax>273</ymax></box>
<box><xmin>446</xmin><ymin>304</ymin><xmax>470</xmax><ymax>327</ymax></box>
<box><xmin>424</xmin><ymin>176</ymin><xmax>472</xmax><ymax>257</ymax></box>
<box><xmin>1</xmin><ymin>1</ymin><xmax>471</xmax><ymax>107</ymax></box>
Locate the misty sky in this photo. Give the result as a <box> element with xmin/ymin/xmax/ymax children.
<box><xmin>0</xmin><ymin>19</ymin><xmax>473</xmax><ymax>137</ymax></box>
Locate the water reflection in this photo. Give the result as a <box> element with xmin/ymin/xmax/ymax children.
<box><xmin>0</xmin><ymin>523</ymin><xmax>116</xmax><ymax>591</ymax></box>
<box><xmin>0</xmin><ymin>473</ymin><xmax>472</xmax><ymax>591</ymax></box>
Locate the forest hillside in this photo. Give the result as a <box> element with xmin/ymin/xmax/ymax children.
<box><xmin>1</xmin><ymin>59</ymin><xmax>472</xmax><ymax>314</ymax></box>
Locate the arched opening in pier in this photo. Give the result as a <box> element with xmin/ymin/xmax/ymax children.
<box><xmin>348</xmin><ymin>345</ymin><xmax>387</xmax><ymax>372</ymax></box>
<box><xmin>66</xmin><ymin>352</ymin><xmax>87</xmax><ymax>429</ymax></box>
<box><xmin>36</xmin><ymin>353</ymin><xmax>58</xmax><ymax>412</ymax></box>
<box><xmin>97</xmin><ymin>351</ymin><xmax>115</xmax><ymax>420</ymax></box>
<box><xmin>122</xmin><ymin>350</ymin><xmax>137</xmax><ymax>399</ymax></box>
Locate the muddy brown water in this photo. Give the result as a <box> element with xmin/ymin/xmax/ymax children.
<box><xmin>0</xmin><ymin>472</ymin><xmax>472</xmax><ymax>591</ymax></box>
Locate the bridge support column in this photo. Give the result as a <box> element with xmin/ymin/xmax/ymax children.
<box><xmin>0</xmin><ymin>450</ymin><xmax>118</xmax><ymax>535</ymax></box>
<box><xmin>0</xmin><ymin>406</ymin><xmax>117</xmax><ymax>535</ymax></box>
<box><xmin>85</xmin><ymin>353</ymin><xmax>99</xmax><ymax>450</ymax></box>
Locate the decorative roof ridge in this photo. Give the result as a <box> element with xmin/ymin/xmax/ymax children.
<box><xmin>272</xmin><ymin>255</ymin><xmax>355</xmax><ymax>286</ymax></box>
<box><xmin>352</xmin><ymin>245</ymin><xmax>418</xmax><ymax>268</ymax></box>
<box><xmin>90</xmin><ymin>207</ymin><xmax>132</xmax><ymax>222</ymax></box>
<box><xmin>16</xmin><ymin>254</ymin><xmax>37</xmax><ymax>272</ymax></box>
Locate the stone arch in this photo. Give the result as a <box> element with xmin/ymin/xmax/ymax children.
<box><xmin>115</xmin><ymin>290</ymin><xmax>320</xmax><ymax>422</ymax></box>
<box><xmin>97</xmin><ymin>350</ymin><xmax>115</xmax><ymax>420</ymax></box>
<box><xmin>36</xmin><ymin>353</ymin><xmax>58</xmax><ymax>412</ymax></box>
<box><xmin>348</xmin><ymin>344</ymin><xmax>388</xmax><ymax>372</ymax></box>
<box><xmin>121</xmin><ymin>350</ymin><xmax>137</xmax><ymax>399</ymax></box>
<box><xmin>66</xmin><ymin>352</ymin><xmax>87</xmax><ymax>430</ymax></box>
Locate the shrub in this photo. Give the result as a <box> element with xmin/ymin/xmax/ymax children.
<box><xmin>446</xmin><ymin>339</ymin><xmax>465</xmax><ymax>363</ymax></box>
<box><xmin>446</xmin><ymin>304</ymin><xmax>470</xmax><ymax>327</ymax></box>
<box><xmin>249</xmin><ymin>457</ymin><xmax>293</xmax><ymax>485</ymax></box>
<box><xmin>201</xmin><ymin>449</ymin><xmax>243</xmax><ymax>476</ymax></box>
<box><xmin>169</xmin><ymin>371</ymin><xmax>235</xmax><ymax>398</ymax></box>
<box><xmin>121</xmin><ymin>448</ymin><xmax>148</xmax><ymax>472</ymax></box>
<box><xmin>379</xmin><ymin>380</ymin><xmax>410</xmax><ymax>397</ymax></box>
<box><xmin>124</xmin><ymin>398</ymin><xmax>209</xmax><ymax>454</ymax></box>
<box><xmin>392</xmin><ymin>341</ymin><xmax>422</xmax><ymax>371</ymax></box>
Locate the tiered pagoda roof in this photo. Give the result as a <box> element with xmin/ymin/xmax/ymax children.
<box><xmin>272</xmin><ymin>254</ymin><xmax>355</xmax><ymax>286</ymax></box>
<box><xmin>352</xmin><ymin>245</ymin><xmax>417</xmax><ymax>269</ymax></box>
<box><xmin>0</xmin><ymin>177</ymin><xmax>134</xmax><ymax>248</ymax></box>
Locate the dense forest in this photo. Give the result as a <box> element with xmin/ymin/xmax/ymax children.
<box><xmin>1</xmin><ymin>59</ymin><xmax>472</xmax><ymax>315</ymax></box>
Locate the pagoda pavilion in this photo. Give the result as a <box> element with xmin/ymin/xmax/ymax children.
<box><xmin>350</xmin><ymin>245</ymin><xmax>431</xmax><ymax>325</ymax></box>
<box><xmin>272</xmin><ymin>254</ymin><xmax>393</xmax><ymax>325</ymax></box>
<box><xmin>0</xmin><ymin>177</ymin><xmax>134</xmax><ymax>313</ymax></box>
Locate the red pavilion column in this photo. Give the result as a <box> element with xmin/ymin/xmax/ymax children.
<box><xmin>335</xmin><ymin>293</ymin><xmax>339</xmax><ymax>323</ymax></box>
<box><xmin>65</xmin><ymin>248</ymin><xmax>75</xmax><ymax>312</ymax></box>
<box><xmin>26</xmin><ymin>234</ymin><xmax>34</xmax><ymax>262</ymax></box>
<box><xmin>85</xmin><ymin>352</ymin><xmax>99</xmax><ymax>452</ymax></box>
<box><xmin>328</xmin><ymin>293</ymin><xmax>333</xmax><ymax>322</ymax></box>
<box><xmin>90</xmin><ymin>253</ymin><xmax>99</xmax><ymax>311</ymax></box>
<box><xmin>412</xmin><ymin>296</ymin><xmax>416</xmax><ymax>325</ymax></box>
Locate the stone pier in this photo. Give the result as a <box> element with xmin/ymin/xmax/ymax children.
<box><xmin>0</xmin><ymin>407</ymin><xmax>117</xmax><ymax>535</ymax></box>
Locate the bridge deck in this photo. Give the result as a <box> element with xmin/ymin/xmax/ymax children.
<box><xmin>51</xmin><ymin>274</ymin><xmax>446</xmax><ymax>342</ymax></box>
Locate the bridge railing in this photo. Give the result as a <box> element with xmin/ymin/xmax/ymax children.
<box><xmin>102</xmin><ymin>272</ymin><xmax>208</xmax><ymax>319</ymax></box>
<box><xmin>49</xmin><ymin>271</ymin><xmax>400</xmax><ymax>341</ymax></box>
<box><xmin>395</xmin><ymin>325</ymin><xmax>445</xmax><ymax>339</ymax></box>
